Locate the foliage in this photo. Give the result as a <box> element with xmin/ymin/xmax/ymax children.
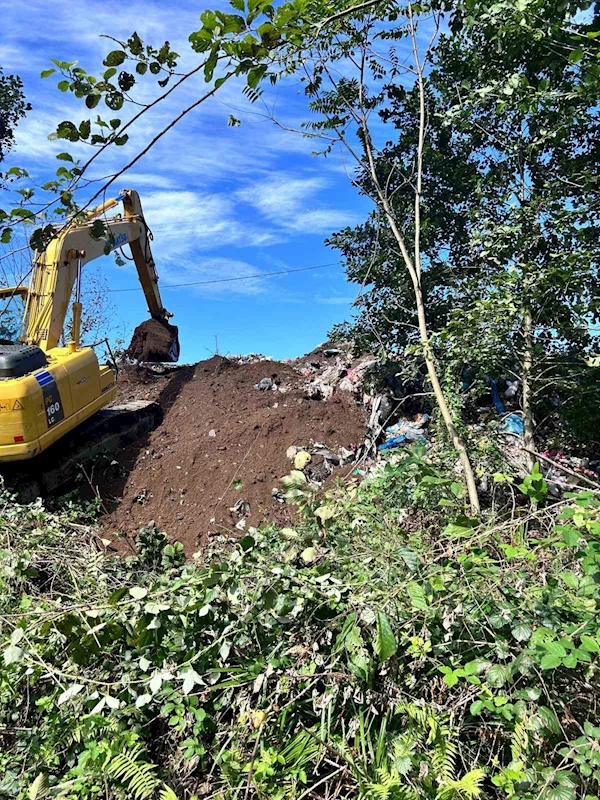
<box><xmin>2</xmin><ymin>453</ymin><xmax>600</xmax><ymax>798</ymax></box>
<box><xmin>329</xmin><ymin>0</ymin><xmax>600</xmax><ymax>450</ymax></box>
<box><xmin>0</xmin><ymin>67</ymin><xmax>30</xmax><ymax>166</ymax></box>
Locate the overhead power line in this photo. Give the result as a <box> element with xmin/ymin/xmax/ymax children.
<box><xmin>107</xmin><ymin>261</ymin><xmax>339</xmax><ymax>292</ymax></box>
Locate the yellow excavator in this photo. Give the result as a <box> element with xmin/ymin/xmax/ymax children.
<box><xmin>0</xmin><ymin>189</ymin><xmax>179</xmax><ymax>465</ymax></box>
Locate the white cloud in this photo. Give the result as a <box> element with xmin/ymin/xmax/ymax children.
<box><xmin>237</xmin><ymin>174</ymin><xmax>358</xmax><ymax>234</ymax></box>
<box><xmin>156</xmin><ymin>256</ymin><xmax>267</xmax><ymax>297</ymax></box>
<box><xmin>140</xmin><ymin>189</ymin><xmax>280</xmax><ymax>254</ymax></box>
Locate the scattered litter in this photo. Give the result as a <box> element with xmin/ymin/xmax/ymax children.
<box><xmin>504</xmin><ymin>380</ymin><xmax>519</xmax><ymax>399</ymax></box>
<box><xmin>489</xmin><ymin>378</ymin><xmax>505</xmax><ymax>414</ymax></box>
<box><xmin>294</xmin><ymin>451</ymin><xmax>312</xmax><ymax>470</ymax></box>
<box><xmin>339</xmin><ymin>447</ymin><xmax>355</xmax><ymax>464</ymax></box>
<box><xmin>235</xmin><ymin>518</ymin><xmax>247</xmax><ymax>531</ymax></box>
<box><xmin>285</xmin><ymin>440</ymin><xmax>358</xmax><ymax>484</ymax></box>
<box><xmin>541</xmin><ymin>451</ymin><xmax>600</xmax><ymax>496</ymax></box>
<box><xmin>208</xmin><ymin>429</ymin><xmax>217</xmax><ymax>438</ymax></box>
<box><xmin>500</xmin><ymin>413</ymin><xmax>524</xmax><ymax>436</ymax></box>
<box><xmin>133</xmin><ymin>488</ymin><xmax>150</xmax><ymax>505</ymax></box>
<box><xmin>378</xmin><ymin>414</ymin><xmax>431</xmax><ymax>451</ymax></box>
<box><xmin>229</xmin><ymin>499</ymin><xmax>251</xmax><ymax>517</ymax></box>
<box><xmin>230</xmin><ymin>353</ymin><xmax>273</xmax><ymax>364</ymax></box>
<box><xmin>323</xmin><ymin>348</ymin><xmax>345</xmax><ymax>357</ymax></box>
<box><xmin>271</xmin><ymin>488</ymin><xmax>285</xmax><ymax>504</ymax></box>
<box><xmin>340</xmin><ymin>360</ymin><xmax>377</xmax><ymax>396</ymax></box>
<box><xmin>254</xmin><ymin>377</ymin><xmax>276</xmax><ymax>391</ymax></box>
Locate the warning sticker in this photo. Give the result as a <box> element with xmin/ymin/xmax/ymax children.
<box><xmin>12</xmin><ymin>400</ymin><xmax>24</xmax><ymax>411</ymax></box>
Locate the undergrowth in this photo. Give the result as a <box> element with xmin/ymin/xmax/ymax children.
<box><xmin>1</xmin><ymin>453</ymin><xmax>600</xmax><ymax>800</ymax></box>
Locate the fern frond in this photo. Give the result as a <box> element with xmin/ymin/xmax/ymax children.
<box><xmin>367</xmin><ymin>772</ymin><xmax>419</xmax><ymax>800</ymax></box>
<box><xmin>28</xmin><ymin>773</ymin><xmax>48</xmax><ymax>800</ymax></box>
<box><xmin>436</xmin><ymin>768</ymin><xmax>485</xmax><ymax>799</ymax></box>
<box><xmin>158</xmin><ymin>785</ymin><xmax>178</xmax><ymax>800</ymax></box>
<box><xmin>510</xmin><ymin>720</ymin><xmax>529</xmax><ymax>763</ymax></box>
<box><xmin>432</xmin><ymin>729</ymin><xmax>458</xmax><ymax>786</ymax></box>
<box><xmin>106</xmin><ymin>744</ymin><xmax>161</xmax><ymax>800</ymax></box>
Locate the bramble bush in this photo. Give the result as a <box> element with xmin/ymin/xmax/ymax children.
<box><xmin>1</xmin><ymin>453</ymin><xmax>600</xmax><ymax>800</ymax></box>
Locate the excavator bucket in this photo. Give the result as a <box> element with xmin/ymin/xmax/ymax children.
<box><xmin>127</xmin><ymin>318</ymin><xmax>180</xmax><ymax>363</ymax></box>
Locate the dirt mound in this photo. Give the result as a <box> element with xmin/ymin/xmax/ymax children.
<box><xmin>127</xmin><ymin>318</ymin><xmax>180</xmax><ymax>363</ymax></box>
<box><xmin>96</xmin><ymin>356</ymin><xmax>366</xmax><ymax>554</ymax></box>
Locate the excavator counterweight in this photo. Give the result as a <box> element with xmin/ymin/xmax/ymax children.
<box><xmin>0</xmin><ymin>188</ymin><xmax>179</xmax><ymax>464</ymax></box>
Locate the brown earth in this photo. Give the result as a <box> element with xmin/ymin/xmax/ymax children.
<box><xmin>95</xmin><ymin>356</ymin><xmax>367</xmax><ymax>554</ymax></box>
<box><xmin>127</xmin><ymin>318</ymin><xmax>180</xmax><ymax>363</ymax></box>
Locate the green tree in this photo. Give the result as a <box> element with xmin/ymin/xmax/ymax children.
<box><xmin>329</xmin><ymin>0</ymin><xmax>600</xmax><ymax>461</ymax></box>
<box><xmin>0</xmin><ymin>67</ymin><xmax>30</xmax><ymax>165</ymax></box>
<box><xmin>434</xmin><ymin>0</ymin><xmax>600</xmax><ymax>461</ymax></box>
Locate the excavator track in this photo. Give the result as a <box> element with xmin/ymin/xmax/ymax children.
<box><xmin>2</xmin><ymin>400</ymin><xmax>163</xmax><ymax>502</ymax></box>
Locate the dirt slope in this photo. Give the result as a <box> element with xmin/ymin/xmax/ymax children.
<box><xmin>96</xmin><ymin>356</ymin><xmax>366</xmax><ymax>553</ymax></box>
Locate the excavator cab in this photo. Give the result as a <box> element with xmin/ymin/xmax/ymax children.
<box><xmin>0</xmin><ymin>189</ymin><xmax>179</xmax><ymax>462</ymax></box>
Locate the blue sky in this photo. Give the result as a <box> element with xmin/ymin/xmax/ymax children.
<box><xmin>0</xmin><ymin>0</ymin><xmax>372</xmax><ymax>361</ymax></box>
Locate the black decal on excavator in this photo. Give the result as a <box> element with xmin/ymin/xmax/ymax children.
<box><xmin>35</xmin><ymin>371</ymin><xmax>65</xmax><ymax>429</ymax></box>
<box><xmin>42</xmin><ymin>383</ymin><xmax>64</xmax><ymax>428</ymax></box>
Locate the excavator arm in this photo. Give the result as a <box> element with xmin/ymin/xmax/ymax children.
<box><xmin>17</xmin><ymin>189</ymin><xmax>178</xmax><ymax>361</ymax></box>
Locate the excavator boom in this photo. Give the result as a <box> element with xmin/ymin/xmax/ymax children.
<box><xmin>21</xmin><ymin>189</ymin><xmax>179</xmax><ymax>362</ymax></box>
<box><xmin>0</xmin><ymin>188</ymin><xmax>179</xmax><ymax>464</ymax></box>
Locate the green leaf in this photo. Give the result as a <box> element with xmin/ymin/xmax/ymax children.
<box><xmin>374</xmin><ymin>611</ymin><xmax>397</xmax><ymax>662</ymax></box>
<box><xmin>104</xmin><ymin>50</ymin><xmax>127</xmax><ymax>67</ymax></box>
<box><xmin>231</xmin><ymin>0</ymin><xmax>245</xmax><ymax>9</ymax></box>
<box><xmin>540</xmin><ymin>653</ymin><xmax>561</xmax><ymax>670</ymax></box>
<box><xmin>79</xmin><ymin>119</ymin><xmax>91</xmax><ymax>140</ymax></box>
<box><xmin>57</xmin><ymin>80</ymin><xmax>70</xmax><ymax>92</ymax></box>
<box><xmin>511</xmin><ymin>623</ymin><xmax>532</xmax><ymax>642</ymax></box>
<box><xmin>545</xmin><ymin>641</ymin><xmax>567</xmax><ymax>658</ymax></box>
<box><xmin>560</xmin><ymin>526</ymin><xmax>580</xmax><ymax>547</ymax></box>
<box><xmin>57</xmin><ymin>684</ymin><xmax>84</xmax><ymax>705</ymax></box>
<box><xmin>56</xmin><ymin>152</ymin><xmax>73</xmax><ymax>162</ymax></box>
<box><xmin>300</xmin><ymin>547</ymin><xmax>316</xmax><ymax>564</ymax></box>
<box><xmin>86</xmin><ymin>92</ymin><xmax>101</xmax><ymax>109</ymax></box>
<box><xmin>470</xmin><ymin>700</ymin><xmax>484</xmax><ymax>715</ymax></box>
<box><xmin>580</xmin><ymin>635</ymin><xmax>600</xmax><ymax>653</ymax></box>
<box><xmin>3</xmin><ymin>644</ymin><xmax>24</xmax><ymax>665</ymax></box>
<box><xmin>41</xmin><ymin>68</ymin><xmax>56</xmax><ymax>78</ymax></box>
<box><xmin>442</xmin><ymin>669</ymin><xmax>459</xmax><ymax>687</ymax></box>
<box><xmin>406</xmin><ymin>581</ymin><xmax>428</xmax><ymax>610</ymax></box>
<box><xmin>569</xmin><ymin>48</ymin><xmax>584</xmax><ymax>64</ymax></box>
<box><xmin>129</xmin><ymin>586</ymin><xmax>148</xmax><ymax>600</ymax></box>
<box><xmin>398</xmin><ymin>546</ymin><xmax>419</xmax><ymax>571</ymax></box>
<box><xmin>486</xmin><ymin>664</ymin><xmax>510</xmax><ymax>687</ymax></box>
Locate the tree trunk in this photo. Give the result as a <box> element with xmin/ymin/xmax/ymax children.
<box><xmin>413</xmin><ymin>279</ymin><xmax>481</xmax><ymax>516</ymax></box>
<box><xmin>380</xmin><ymin>203</ymin><xmax>481</xmax><ymax>516</ymax></box>
<box><xmin>522</xmin><ymin>309</ymin><xmax>535</xmax><ymax>472</ymax></box>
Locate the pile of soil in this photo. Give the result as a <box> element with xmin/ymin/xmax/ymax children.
<box><xmin>127</xmin><ymin>318</ymin><xmax>180</xmax><ymax>363</ymax></box>
<box><xmin>96</xmin><ymin>356</ymin><xmax>367</xmax><ymax>554</ymax></box>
